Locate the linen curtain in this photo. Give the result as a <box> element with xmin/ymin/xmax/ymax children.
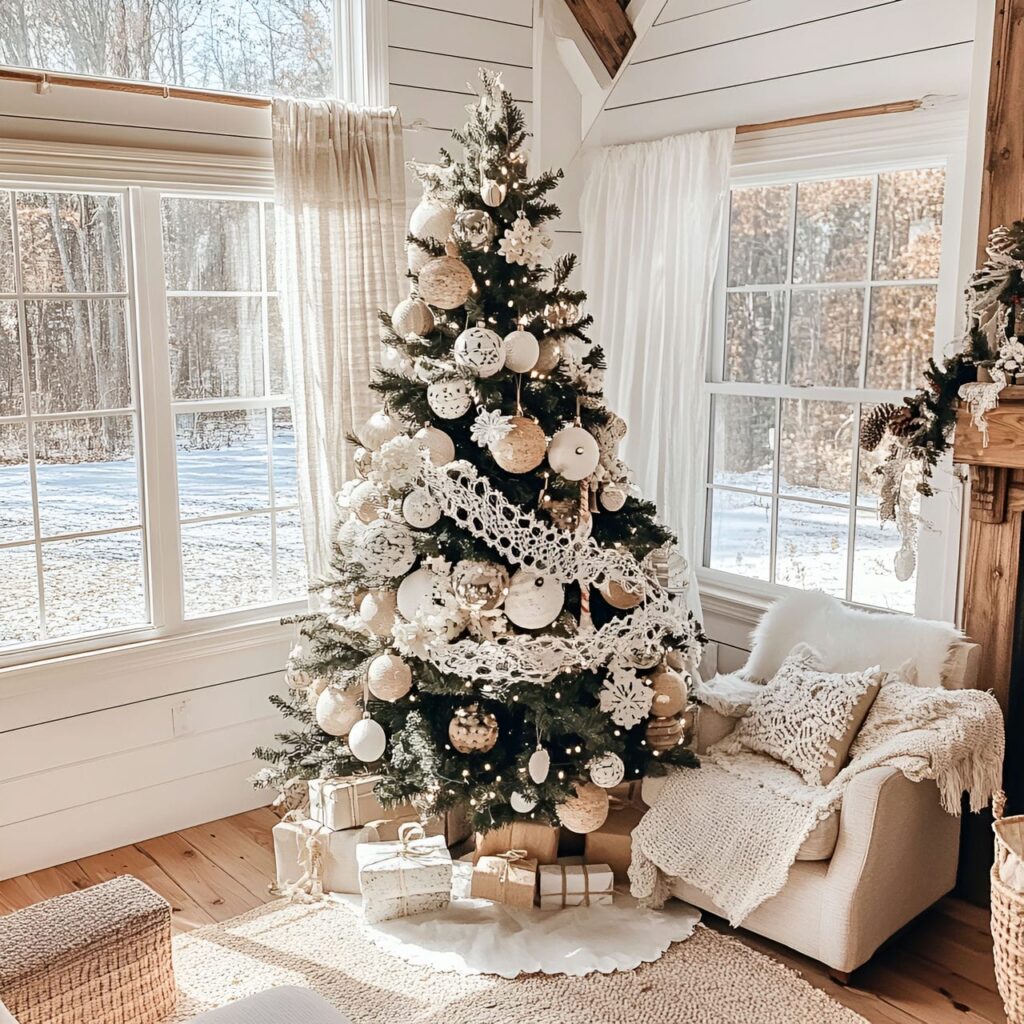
<box><xmin>579</xmin><ymin>129</ymin><xmax>733</xmax><ymax>614</ymax></box>
<box><xmin>272</xmin><ymin>98</ymin><xmax>406</xmax><ymax>582</ymax></box>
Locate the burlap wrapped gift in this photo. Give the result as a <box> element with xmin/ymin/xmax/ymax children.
<box><xmin>474</xmin><ymin>821</ymin><xmax>560</xmax><ymax>865</ymax></box>
<box><xmin>470</xmin><ymin>851</ymin><xmax>538</xmax><ymax>908</ymax></box>
<box><xmin>583</xmin><ymin>802</ymin><xmax>645</xmax><ymax>884</ymax></box>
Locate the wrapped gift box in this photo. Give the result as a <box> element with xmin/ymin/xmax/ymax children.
<box><xmin>357</xmin><ymin>824</ymin><xmax>452</xmax><ymax>922</ymax></box>
<box><xmin>538</xmin><ymin>861</ymin><xmax>614</xmax><ymax>908</ymax></box>
<box><xmin>362</xmin><ymin>891</ymin><xmax>450</xmax><ymax>925</ymax></box>
<box><xmin>365</xmin><ymin>804</ymin><xmax>470</xmax><ymax>845</ymax></box>
<box><xmin>608</xmin><ymin>780</ymin><xmax>647</xmax><ymax>809</ymax></box>
<box><xmin>474</xmin><ymin>821</ymin><xmax>560</xmax><ymax>865</ymax></box>
<box><xmin>273</xmin><ymin>818</ymin><xmax>375</xmax><ymax>895</ymax></box>
<box><xmin>308</xmin><ymin>775</ymin><xmax>413</xmax><ymax>831</ymax></box>
<box><xmin>470</xmin><ymin>853</ymin><xmax>538</xmax><ymax>908</ymax></box>
<box><xmin>583</xmin><ymin>803</ymin><xmax>645</xmax><ymax>884</ymax></box>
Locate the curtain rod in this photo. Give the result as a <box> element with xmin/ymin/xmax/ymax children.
<box><xmin>736</xmin><ymin>100</ymin><xmax>922</xmax><ymax>135</ymax></box>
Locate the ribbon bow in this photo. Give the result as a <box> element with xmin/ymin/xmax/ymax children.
<box><xmin>270</xmin><ymin>815</ymin><xmax>328</xmax><ymax>902</ymax></box>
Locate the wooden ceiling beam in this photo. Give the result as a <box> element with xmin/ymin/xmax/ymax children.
<box><xmin>563</xmin><ymin>0</ymin><xmax>636</xmax><ymax>78</ymax></box>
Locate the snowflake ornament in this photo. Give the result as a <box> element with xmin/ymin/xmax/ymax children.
<box><xmin>391</xmin><ymin>615</ymin><xmax>435</xmax><ymax>659</ymax></box>
<box><xmin>598</xmin><ymin>666</ymin><xmax>654</xmax><ymax>728</ymax></box>
<box><xmin>470</xmin><ymin>408</ymin><xmax>514</xmax><ymax>448</ymax></box>
<box><xmin>498</xmin><ymin>211</ymin><xmax>552</xmax><ymax>268</ymax></box>
<box><xmin>370</xmin><ymin>435</ymin><xmax>422</xmax><ymax>492</ymax></box>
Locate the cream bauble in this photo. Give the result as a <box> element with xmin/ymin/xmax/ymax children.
<box><xmin>588</xmin><ymin>752</ymin><xmax>626</xmax><ymax>789</ymax></box>
<box><xmin>350</xmin><ymin>480</ymin><xmax>380</xmax><ymax>524</ymax></box>
<box><xmin>315</xmin><ymin>687</ymin><xmax>362</xmax><ymax>736</ymax></box>
<box><xmin>480</xmin><ymin>179</ymin><xmax>507</xmax><ymax>207</ymax></box>
<box><xmin>448</xmin><ymin>704</ymin><xmax>498</xmax><ymax>753</ymax></box>
<box><xmin>452</xmin><ymin>209</ymin><xmax>496</xmax><ymax>250</ymax></box>
<box><xmin>414</xmin><ymin>425</ymin><xmax>456</xmax><ymax>465</ymax></box>
<box><xmin>489</xmin><ymin>416</ymin><xmax>546</xmax><ymax>473</ymax></box>
<box><xmin>505</xmin><ymin>570</ymin><xmax>564</xmax><ymax>629</ymax></box>
<box><xmin>396</xmin><ymin>568</ymin><xmax>466</xmax><ymax>638</ymax></box>
<box><xmin>645</xmin><ymin>715</ymin><xmax>683</xmax><ymax>752</ymax></box>
<box><xmin>548</xmin><ymin>426</ymin><xmax>600</xmax><ymax>482</ymax></box>
<box><xmin>402</xmin><ymin>488</ymin><xmax>441</xmax><ymax>529</ymax></box>
<box><xmin>557</xmin><ymin>781</ymin><xmax>610</xmax><ymax>834</ymax></box>
<box><xmin>335</xmin><ymin>515</ymin><xmax>365</xmax><ymax>558</ymax></box>
<box><xmin>359</xmin><ymin>410</ymin><xmax>403</xmax><ymax>451</ymax></box>
<box><xmin>358</xmin><ymin>589</ymin><xmax>397</xmax><ymax>637</ymax></box>
<box><xmin>406</xmin><ymin>240</ymin><xmax>431</xmax><ymax>276</ymax></box>
<box><xmin>454</xmin><ymin>325</ymin><xmax>505</xmax><ymax>377</ymax></box>
<box><xmin>392</xmin><ymin>297</ymin><xmax>434</xmax><ymax>337</ymax></box>
<box><xmin>599</xmin><ymin>578</ymin><xmax>643</xmax><ymax>610</ymax></box>
<box><xmin>503</xmin><ymin>329</ymin><xmax>539</xmax><ymax>373</ymax></box>
<box><xmin>650</xmin><ymin>669</ymin><xmax>687</xmax><ymax>718</ymax></box>
<box><xmin>349</xmin><ymin>717</ymin><xmax>387</xmax><ymax>762</ymax></box>
<box><xmin>510</xmin><ymin>791</ymin><xmax>537</xmax><ymax>814</ymax></box>
<box><xmin>418</xmin><ymin>253</ymin><xmax>473</xmax><ymax>310</ymax></box>
<box><xmin>427</xmin><ymin>379</ymin><xmax>473</xmax><ymax>419</ymax></box>
<box><xmin>367</xmin><ymin>653</ymin><xmax>412</xmax><ymax>702</ymax></box>
<box><xmin>528</xmin><ymin>747</ymin><xmax>550</xmax><ymax>784</ymax></box>
<box><xmin>599</xmin><ymin>483</ymin><xmax>627</xmax><ymax>512</ymax></box>
<box><xmin>410</xmin><ymin>198</ymin><xmax>455</xmax><ymax>245</ymax></box>
<box><xmin>533</xmin><ymin>336</ymin><xmax>561</xmax><ymax>374</ymax></box>
<box><xmin>356</xmin><ymin>519</ymin><xmax>417</xmax><ymax>577</ymax></box>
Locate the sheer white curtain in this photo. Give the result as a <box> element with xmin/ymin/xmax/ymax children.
<box><xmin>580</xmin><ymin>129</ymin><xmax>733</xmax><ymax>615</ymax></box>
<box><xmin>272</xmin><ymin>99</ymin><xmax>406</xmax><ymax>582</ymax></box>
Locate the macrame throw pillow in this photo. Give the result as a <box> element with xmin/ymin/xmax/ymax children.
<box><xmin>730</xmin><ymin>643</ymin><xmax>884</xmax><ymax>786</ymax></box>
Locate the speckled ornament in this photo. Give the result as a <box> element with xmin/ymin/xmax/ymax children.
<box><xmin>557</xmin><ymin>781</ymin><xmax>610</xmax><ymax>834</ymax></box>
<box><xmin>449</xmin><ymin>703</ymin><xmax>498</xmax><ymax>753</ymax></box>
<box><xmin>489</xmin><ymin>416</ymin><xmax>547</xmax><ymax>473</ymax></box>
<box><xmin>533</xmin><ymin>336</ymin><xmax>561</xmax><ymax>374</ymax></box>
<box><xmin>503</xmin><ymin>329</ymin><xmax>540</xmax><ymax>373</ymax></box>
<box><xmin>650</xmin><ymin>669</ymin><xmax>687</xmax><ymax>717</ymax></box>
<box><xmin>358</xmin><ymin>589</ymin><xmax>397</xmax><ymax>637</ymax></box>
<box><xmin>427</xmin><ymin>378</ymin><xmax>474</xmax><ymax>419</ymax></box>
<box><xmin>356</xmin><ymin>519</ymin><xmax>417</xmax><ymax>577</ymax></box>
<box><xmin>392</xmin><ymin>297</ymin><xmax>434</xmax><ymax>337</ymax></box>
<box><xmin>402</xmin><ymin>488</ymin><xmax>441</xmax><ymax>529</ymax></box>
<box><xmin>645</xmin><ymin>715</ymin><xmax>684</xmax><ymax>751</ymax></box>
<box><xmin>367</xmin><ymin>652</ymin><xmax>413</xmax><ymax>702</ymax></box>
<box><xmin>548</xmin><ymin>426</ymin><xmax>600</xmax><ymax>481</ymax></box>
<box><xmin>452</xmin><ymin>208</ymin><xmax>496</xmax><ymax>250</ymax></box>
<box><xmin>600</xmin><ymin>578</ymin><xmax>643</xmax><ymax>610</ymax></box>
<box><xmin>315</xmin><ymin>687</ymin><xmax>362</xmax><ymax>736</ymax></box>
<box><xmin>359</xmin><ymin>410</ymin><xmax>403</xmax><ymax>451</ymax></box>
<box><xmin>505</xmin><ymin>570</ymin><xmax>564</xmax><ymax>629</ymax></box>
<box><xmin>588</xmin><ymin>752</ymin><xmax>626</xmax><ymax>789</ymax></box>
<box><xmin>414</xmin><ymin>425</ymin><xmax>456</xmax><ymax>465</ymax></box>
<box><xmin>455</xmin><ymin>324</ymin><xmax>505</xmax><ymax>377</ymax></box>
<box><xmin>418</xmin><ymin>253</ymin><xmax>473</xmax><ymax>310</ymax></box>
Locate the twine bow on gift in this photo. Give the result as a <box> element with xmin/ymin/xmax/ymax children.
<box><xmin>494</xmin><ymin>848</ymin><xmax>529</xmax><ymax>894</ymax></box>
<box><xmin>379</xmin><ymin>822</ymin><xmax>435</xmax><ymax>918</ymax></box>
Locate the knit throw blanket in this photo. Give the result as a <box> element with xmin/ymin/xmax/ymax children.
<box><xmin>629</xmin><ymin>680</ymin><xmax>1004</xmax><ymax>926</ymax></box>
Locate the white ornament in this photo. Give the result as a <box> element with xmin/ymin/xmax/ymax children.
<box><xmin>348</xmin><ymin>717</ymin><xmax>387</xmax><ymax>762</ymax></box>
<box><xmin>503</xmin><ymin>329</ymin><xmax>539</xmax><ymax>373</ymax></box>
<box><xmin>599</xmin><ymin>668</ymin><xmax>653</xmax><ymax>728</ymax></box>
<box><xmin>510</xmin><ymin>791</ymin><xmax>537</xmax><ymax>814</ymax></box>
<box><xmin>528</xmin><ymin>747</ymin><xmax>550</xmax><ymax>784</ymax></box>
<box><xmin>402</xmin><ymin>488</ymin><xmax>441</xmax><ymax>528</ymax></box>
<box><xmin>505</xmin><ymin>570</ymin><xmax>564</xmax><ymax>629</ymax></box>
<box><xmin>392</xmin><ymin>296</ymin><xmax>434</xmax><ymax>337</ymax></box>
<box><xmin>315</xmin><ymin>687</ymin><xmax>361</xmax><ymax>736</ymax></box>
<box><xmin>895</xmin><ymin>541</ymin><xmax>916</xmax><ymax>582</ymax></box>
<box><xmin>548</xmin><ymin>426</ymin><xmax>600</xmax><ymax>481</ymax></box>
<box><xmin>359</xmin><ymin>589</ymin><xmax>397</xmax><ymax>637</ymax></box>
<box><xmin>427</xmin><ymin>378</ymin><xmax>473</xmax><ymax>419</ymax></box>
<box><xmin>588</xmin><ymin>752</ymin><xmax>625</xmax><ymax>789</ymax></box>
<box><xmin>367</xmin><ymin>653</ymin><xmax>412</xmax><ymax>701</ymax></box>
<box><xmin>410</xmin><ymin>198</ymin><xmax>455</xmax><ymax>246</ymax></box>
<box><xmin>370</xmin><ymin>435</ymin><xmax>422</xmax><ymax>492</ymax></box>
<box><xmin>350</xmin><ymin>480</ymin><xmax>380</xmax><ymax>523</ymax></box>
<box><xmin>359</xmin><ymin>410</ymin><xmax>403</xmax><ymax>451</ymax></box>
<box><xmin>481</xmin><ymin>179</ymin><xmax>507</xmax><ymax>207</ymax></box>
<box><xmin>414</xmin><ymin>425</ymin><xmax>456</xmax><ymax>465</ymax></box>
<box><xmin>498</xmin><ymin>210</ymin><xmax>552</xmax><ymax>268</ymax></box>
<box><xmin>470</xmin><ymin>408</ymin><xmax>514</xmax><ymax>448</ymax></box>
<box><xmin>356</xmin><ymin>519</ymin><xmax>417</xmax><ymax>577</ymax></box>
<box><xmin>396</xmin><ymin>569</ymin><xmax>467</xmax><ymax>640</ymax></box>
<box><xmin>335</xmin><ymin>515</ymin><xmax>365</xmax><ymax>557</ymax></box>
<box><xmin>454</xmin><ymin>325</ymin><xmax>505</xmax><ymax>377</ymax></box>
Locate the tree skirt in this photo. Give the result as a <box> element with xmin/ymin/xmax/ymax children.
<box><xmin>171</xmin><ymin>899</ymin><xmax>868</xmax><ymax>1024</ymax></box>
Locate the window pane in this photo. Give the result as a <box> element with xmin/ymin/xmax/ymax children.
<box><xmin>0</xmin><ymin>193</ymin><xmax>13</xmax><ymax>292</ymax></box>
<box><xmin>0</xmin><ymin>544</ymin><xmax>41</xmax><ymax>648</ymax></box>
<box><xmin>712</xmin><ymin>395</ymin><xmax>774</xmax><ymax>492</ymax></box>
<box><xmin>787</xmin><ymin>288</ymin><xmax>863</xmax><ymax>387</ymax></box>
<box><xmin>706</xmin><ymin>489</ymin><xmax>771</xmax><ymax>581</ymax></box>
<box><xmin>852</xmin><ymin>512</ymin><xmax>915</xmax><ymax>612</ymax></box>
<box><xmin>779</xmin><ymin>400</ymin><xmax>854</xmax><ymax>504</ymax></box>
<box><xmin>17</xmin><ymin>191</ymin><xmax>124</xmax><ymax>293</ymax></box>
<box><xmin>34</xmin><ymin>416</ymin><xmax>139</xmax><ymax>537</ymax></box>
<box><xmin>727</xmin><ymin>185</ymin><xmax>791</xmax><ymax>286</ymax></box>
<box><xmin>0</xmin><ymin>1</ymin><xmax>333</xmax><ymax>98</ymax></box>
<box><xmin>776</xmin><ymin>500</ymin><xmax>847</xmax><ymax>597</ymax></box>
<box><xmin>167</xmin><ymin>296</ymin><xmax>265</xmax><ymax>400</ymax></box>
<box><xmin>26</xmin><ymin>299</ymin><xmax>130</xmax><ymax>412</ymax></box>
<box><xmin>272</xmin><ymin>407</ymin><xmax>298</xmax><ymax>507</ymax></box>
<box><xmin>874</xmin><ymin>169</ymin><xmax>944</xmax><ymax>280</ymax></box>
<box><xmin>176</xmin><ymin>409</ymin><xmax>269</xmax><ymax>520</ymax></box>
<box><xmin>866</xmin><ymin>285</ymin><xmax>937</xmax><ymax>390</ymax></box>
<box><xmin>275</xmin><ymin>509</ymin><xmax>306</xmax><ymax>601</ymax></box>
<box><xmin>0</xmin><ymin>424</ymin><xmax>33</xmax><ymax>543</ymax></box>
<box><xmin>42</xmin><ymin>532</ymin><xmax>147</xmax><ymax>638</ymax></box>
<box><xmin>268</xmin><ymin>298</ymin><xmax>287</xmax><ymax>395</ymax></box>
<box><xmin>793</xmin><ymin>177</ymin><xmax>872</xmax><ymax>283</ymax></box>
<box><xmin>162</xmin><ymin>198</ymin><xmax>263</xmax><ymax>292</ymax></box>
<box><xmin>1</xmin><ymin>301</ymin><xmax>22</xmax><ymax>416</ymax></box>
<box><xmin>182</xmin><ymin>515</ymin><xmax>273</xmax><ymax>617</ymax></box>
<box><xmin>724</xmin><ymin>291</ymin><xmax>784</xmax><ymax>383</ymax></box>
<box><xmin>265</xmin><ymin>203</ymin><xmax>277</xmax><ymax>292</ymax></box>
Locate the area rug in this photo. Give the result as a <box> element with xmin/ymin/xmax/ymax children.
<box><xmin>170</xmin><ymin>899</ymin><xmax>867</xmax><ymax>1023</ymax></box>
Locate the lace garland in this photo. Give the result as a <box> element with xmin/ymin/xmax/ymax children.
<box><xmin>957</xmin><ymin>367</ymin><xmax>1007</xmax><ymax>448</ymax></box>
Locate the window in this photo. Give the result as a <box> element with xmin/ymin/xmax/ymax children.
<box><xmin>704</xmin><ymin>166</ymin><xmax>948</xmax><ymax>613</ymax></box>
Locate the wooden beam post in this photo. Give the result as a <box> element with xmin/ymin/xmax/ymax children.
<box><xmin>562</xmin><ymin>0</ymin><xmax>636</xmax><ymax>78</ymax></box>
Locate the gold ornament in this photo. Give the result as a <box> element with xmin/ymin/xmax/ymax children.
<box><xmin>543</xmin><ymin>299</ymin><xmax>580</xmax><ymax>329</ymax></box>
<box><xmin>418</xmin><ymin>245</ymin><xmax>474</xmax><ymax>310</ymax></box>
<box><xmin>599</xmin><ymin>578</ymin><xmax>643</xmax><ymax>610</ymax></box>
<box><xmin>392</xmin><ymin>296</ymin><xmax>434</xmax><ymax>337</ymax></box>
<box><xmin>533</xmin><ymin>337</ymin><xmax>561</xmax><ymax>374</ymax></box>
<box><xmin>452</xmin><ymin>209</ymin><xmax>496</xmax><ymax>250</ymax></box>
<box><xmin>452</xmin><ymin>559</ymin><xmax>509</xmax><ymax>610</ymax></box>
<box><xmin>367</xmin><ymin>652</ymin><xmax>413</xmax><ymax>702</ymax></box>
<box><xmin>449</xmin><ymin>703</ymin><xmax>499</xmax><ymax>753</ymax></box>
<box><xmin>645</xmin><ymin>714</ymin><xmax>684</xmax><ymax>751</ymax></box>
<box><xmin>480</xmin><ymin>179</ymin><xmax>507</xmax><ymax>207</ymax></box>
<box><xmin>489</xmin><ymin>415</ymin><xmax>547</xmax><ymax>473</ymax></box>
<box><xmin>556</xmin><ymin>781</ymin><xmax>610</xmax><ymax>834</ymax></box>
<box><xmin>649</xmin><ymin>668</ymin><xmax>687</xmax><ymax>717</ymax></box>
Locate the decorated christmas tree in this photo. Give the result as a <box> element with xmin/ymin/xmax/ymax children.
<box><xmin>256</xmin><ymin>72</ymin><xmax>704</xmax><ymax>837</ymax></box>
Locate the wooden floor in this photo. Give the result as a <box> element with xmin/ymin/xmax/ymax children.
<box><xmin>0</xmin><ymin>807</ymin><xmax>1006</xmax><ymax>1024</ymax></box>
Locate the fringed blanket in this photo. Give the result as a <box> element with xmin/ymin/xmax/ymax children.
<box><xmin>629</xmin><ymin>680</ymin><xmax>1004</xmax><ymax>925</ymax></box>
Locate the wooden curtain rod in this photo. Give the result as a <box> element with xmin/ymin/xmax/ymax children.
<box><xmin>736</xmin><ymin>99</ymin><xmax>922</xmax><ymax>135</ymax></box>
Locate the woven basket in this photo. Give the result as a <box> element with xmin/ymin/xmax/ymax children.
<box><xmin>992</xmin><ymin>791</ymin><xmax>1024</xmax><ymax>1024</ymax></box>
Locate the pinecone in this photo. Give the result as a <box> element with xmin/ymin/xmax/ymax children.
<box><xmin>860</xmin><ymin>403</ymin><xmax>899</xmax><ymax>451</ymax></box>
<box><xmin>889</xmin><ymin>406</ymin><xmax>916</xmax><ymax>437</ymax></box>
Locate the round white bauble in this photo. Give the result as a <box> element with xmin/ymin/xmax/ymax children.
<box><xmin>380</xmin><ymin>344</ymin><xmax>403</xmax><ymax>374</ymax></box>
<box><xmin>336</xmin><ymin>515</ymin><xmax>365</xmax><ymax>558</ymax></box>
<box><xmin>407</xmin><ymin>240</ymin><xmax>431</xmax><ymax>276</ymax></box>
<box><xmin>356</xmin><ymin>519</ymin><xmax>417</xmax><ymax>577</ymax></box>
<box><xmin>599</xmin><ymin>578</ymin><xmax>643</xmax><ymax>610</ymax></box>
<box><xmin>396</xmin><ymin>569</ymin><xmax>471</xmax><ymax>640</ymax></box>
<box><xmin>599</xmin><ymin>483</ymin><xmax>627</xmax><ymax>512</ymax></box>
<box><xmin>315</xmin><ymin>687</ymin><xmax>362</xmax><ymax>736</ymax></box>
<box><xmin>528</xmin><ymin>747</ymin><xmax>550</xmax><ymax>784</ymax></box>
<box><xmin>359</xmin><ymin>410</ymin><xmax>403</xmax><ymax>451</ymax></box>
<box><xmin>418</xmin><ymin>254</ymin><xmax>473</xmax><ymax>310</ymax></box>
<box><xmin>350</xmin><ymin>480</ymin><xmax>380</xmax><ymax>524</ymax></box>
<box><xmin>557</xmin><ymin>782</ymin><xmax>610</xmax><ymax>834</ymax></box>
<box><xmin>588</xmin><ymin>752</ymin><xmax>626</xmax><ymax>789</ymax></box>
<box><xmin>392</xmin><ymin>297</ymin><xmax>434</xmax><ymax>337</ymax></box>
<box><xmin>503</xmin><ymin>329</ymin><xmax>539</xmax><ymax>373</ymax></box>
<box><xmin>409</xmin><ymin>198</ymin><xmax>455</xmax><ymax>246</ymax></box>
<box><xmin>548</xmin><ymin>426</ymin><xmax>600</xmax><ymax>481</ymax></box>
<box><xmin>349</xmin><ymin>717</ymin><xmax>387</xmax><ymax>762</ymax></box>
<box><xmin>358</xmin><ymin>589</ymin><xmax>397</xmax><ymax>637</ymax></box>
<box><xmin>510</xmin><ymin>791</ymin><xmax>537</xmax><ymax>814</ymax></box>
<box><xmin>454</xmin><ymin>325</ymin><xmax>505</xmax><ymax>377</ymax></box>
<box><xmin>480</xmin><ymin>179</ymin><xmax>507</xmax><ymax>207</ymax></box>
<box><xmin>452</xmin><ymin>209</ymin><xmax>496</xmax><ymax>250</ymax></box>
<box><xmin>427</xmin><ymin>379</ymin><xmax>473</xmax><ymax>419</ymax></box>
<box><xmin>402</xmin><ymin>488</ymin><xmax>441</xmax><ymax>529</ymax></box>
<box><xmin>367</xmin><ymin>653</ymin><xmax>412</xmax><ymax>702</ymax></box>
<box><xmin>414</xmin><ymin>425</ymin><xmax>456</xmax><ymax>465</ymax></box>
<box><xmin>505</xmin><ymin>570</ymin><xmax>564</xmax><ymax>629</ymax></box>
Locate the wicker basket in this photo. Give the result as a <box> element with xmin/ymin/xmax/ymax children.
<box><xmin>992</xmin><ymin>791</ymin><xmax>1024</xmax><ymax>1024</ymax></box>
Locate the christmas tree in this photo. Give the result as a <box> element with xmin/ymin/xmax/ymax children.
<box><xmin>256</xmin><ymin>72</ymin><xmax>704</xmax><ymax>837</ymax></box>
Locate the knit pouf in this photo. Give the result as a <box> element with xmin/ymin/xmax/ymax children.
<box><xmin>0</xmin><ymin>874</ymin><xmax>176</xmax><ymax>1024</ymax></box>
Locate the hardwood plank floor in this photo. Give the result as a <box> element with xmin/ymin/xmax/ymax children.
<box><xmin>0</xmin><ymin>808</ymin><xmax>1006</xmax><ymax>1024</ymax></box>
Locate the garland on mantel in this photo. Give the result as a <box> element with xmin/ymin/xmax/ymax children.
<box><xmin>861</xmin><ymin>221</ymin><xmax>1024</xmax><ymax>579</ymax></box>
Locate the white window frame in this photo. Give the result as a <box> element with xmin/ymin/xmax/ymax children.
<box><xmin>698</xmin><ymin>109</ymin><xmax>970</xmax><ymax>629</ymax></box>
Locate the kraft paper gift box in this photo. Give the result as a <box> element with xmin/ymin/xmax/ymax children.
<box><xmin>538</xmin><ymin>861</ymin><xmax>614</xmax><ymax>909</ymax></box>
<box><xmin>583</xmin><ymin>803</ymin><xmax>645</xmax><ymax>884</ymax></box>
<box><xmin>365</xmin><ymin>804</ymin><xmax>471</xmax><ymax>845</ymax></box>
<box><xmin>357</xmin><ymin>823</ymin><xmax>453</xmax><ymax>923</ymax></box>
<box><xmin>470</xmin><ymin>852</ymin><xmax>538</xmax><ymax>908</ymax></box>
<box><xmin>474</xmin><ymin>821</ymin><xmax>560</xmax><ymax>865</ymax></box>
<box><xmin>273</xmin><ymin>818</ymin><xmax>375</xmax><ymax>896</ymax></box>
<box><xmin>307</xmin><ymin>775</ymin><xmax>413</xmax><ymax>831</ymax></box>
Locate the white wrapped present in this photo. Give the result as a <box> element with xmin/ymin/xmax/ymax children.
<box><xmin>357</xmin><ymin>823</ymin><xmax>452</xmax><ymax>922</ymax></box>
<box><xmin>273</xmin><ymin>818</ymin><xmax>376</xmax><ymax>896</ymax></box>
<box><xmin>308</xmin><ymin>775</ymin><xmax>413</xmax><ymax>831</ymax></box>
<box><xmin>538</xmin><ymin>861</ymin><xmax>614</xmax><ymax>909</ymax></box>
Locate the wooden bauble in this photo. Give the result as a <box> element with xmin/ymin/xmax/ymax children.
<box><xmin>315</xmin><ymin>687</ymin><xmax>362</xmax><ymax>736</ymax></box>
<box><xmin>418</xmin><ymin>255</ymin><xmax>473</xmax><ymax>310</ymax></box>
<box><xmin>588</xmin><ymin>752</ymin><xmax>625</xmax><ymax>789</ymax></box>
<box><xmin>414</xmin><ymin>425</ymin><xmax>456</xmax><ymax>465</ymax></box>
<box><xmin>548</xmin><ymin>426</ymin><xmax>600</xmax><ymax>482</ymax></box>
<box><xmin>557</xmin><ymin>781</ymin><xmax>610</xmax><ymax>834</ymax></box>
<box><xmin>427</xmin><ymin>379</ymin><xmax>473</xmax><ymax>419</ymax></box>
<box><xmin>454</xmin><ymin>325</ymin><xmax>505</xmax><ymax>377</ymax></box>
<box><xmin>600</xmin><ymin>578</ymin><xmax>643</xmax><ymax>610</ymax></box>
<box><xmin>359</xmin><ymin>410</ymin><xmax>403</xmax><ymax>451</ymax></box>
<box><xmin>392</xmin><ymin>297</ymin><xmax>434</xmax><ymax>337</ymax></box>
<box><xmin>480</xmin><ymin>180</ymin><xmax>507</xmax><ymax>207</ymax></box>
<box><xmin>449</xmin><ymin>704</ymin><xmax>498</xmax><ymax>753</ymax></box>
<box><xmin>489</xmin><ymin>416</ymin><xmax>547</xmax><ymax>473</ymax></box>
<box><xmin>533</xmin><ymin>336</ymin><xmax>561</xmax><ymax>374</ymax></box>
<box><xmin>505</xmin><ymin>570</ymin><xmax>564</xmax><ymax>629</ymax></box>
<box><xmin>645</xmin><ymin>714</ymin><xmax>684</xmax><ymax>751</ymax></box>
<box><xmin>649</xmin><ymin>669</ymin><xmax>687</xmax><ymax>717</ymax></box>
<box><xmin>349</xmin><ymin>717</ymin><xmax>387</xmax><ymax>762</ymax></box>
<box><xmin>402</xmin><ymin>488</ymin><xmax>441</xmax><ymax>529</ymax></box>
<box><xmin>358</xmin><ymin>589</ymin><xmax>397</xmax><ymax>637</ymax></box>
<box><xmin>503</xmin><ymin>329</ymin><xmax>539</xmax><ymax>373</ymax></box>
<box><xmin>599</xmin><ymin>483</ymin><xmax>627</xmax><ymax>512</ymax></box>
<box><xmin>452</xmin><ymin>209</ymin><xmax>496</xmax><ymax>250</ymax></box>
<box><xmin>528</xmin><ymin>747</ymin><xmax>550</xmax><ymax>784</ymax></box>
<box><xmin>356</xmin><ymin>519</ymin><xmax>417</xmax><ymax>577</ymax></box>
<box><xmin>409</xmin><ymin>198</ymin><xmax>455</xmax><ymax>245</ymax></box>
<box><xmin>367</xmin><ymin>653</ymin><xmax>412</xmax><ymax>701</ymax></box>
